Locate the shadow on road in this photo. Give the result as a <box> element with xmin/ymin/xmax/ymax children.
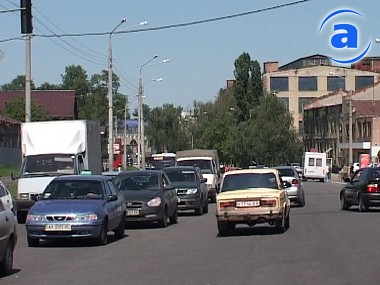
<box><xmin>217</xmin><ymin>225</ymin><xmax>287</xmax><ymax>237</ymax></box>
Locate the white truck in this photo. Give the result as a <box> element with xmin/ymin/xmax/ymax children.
<box><xmin>175</xmin><ymin>149</ymin><xmax>221</xmax><ymax>202</ymax></box>
<box><xmin>302</xmin><ymin>152</ymin><xmax>327</xmax><ymax>182</ymax></box>
<box><xmin>13</xmin><ymin>120</ymin><xmax>102</xmax><ymax>223</ymax></box>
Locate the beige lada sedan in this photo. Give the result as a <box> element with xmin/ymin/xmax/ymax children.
<box><xmin>216</xmin><ymin>168</ymin><xmax>291</xmax><ymax>236</ymax></box>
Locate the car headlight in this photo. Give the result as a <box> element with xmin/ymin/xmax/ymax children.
<box><xmin>74</xmin><ymin>214</ymin><xmax>98</xmax><ymax>222</ymax></box>
<box><xmin>20</xmin><ymin>193</ymin><xmax>29</xmax><ymax>200</ymax></box>
<box><xmin>186</xmin><ymin>188</ymin><xmax>198</xmax><ymax>194</ymax></box>
<box><xmin>147</xmin><ymin>197</ymin><xmax>162</xmax><ymax>207</ymax></box>
<box><xmin>26</xmin><ymin>214</ymin><xmax>46</xmax><ymax>222</ymax></box>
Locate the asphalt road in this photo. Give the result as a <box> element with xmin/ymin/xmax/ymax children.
<box><xmin>4</xmin><ymin>181</ymin><xmax>380</xmax><ymax>285</ymax></box>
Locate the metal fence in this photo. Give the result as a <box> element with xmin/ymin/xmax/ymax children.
<box><xmin>0</xmin><ymin>147</ymin><xmax>21</xmax><ymax>167</ymax></box>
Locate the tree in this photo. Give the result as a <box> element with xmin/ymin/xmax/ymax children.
<box><xmin>233</xmin><ymin>52</ymin><xmax>263</xmax><ymax>122</ymax></box>
<box><xmin>37</xmin><ymin>82</ymin><xmax>62</xmax><ymax>90</ymax></box>
<box><xmin>1</xmin><ymin>75</ymin><xmax>36</xmax><ymax>90</ymax></box>
<box><xmin>1</xmin><ymin>96</ymin><xmax>51</xmax><ymax>121</ymax></box>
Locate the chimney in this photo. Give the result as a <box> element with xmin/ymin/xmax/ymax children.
<box><xmin>264</xmin><ymin>61</ymin><xmax>279</xmax><ymax>73</ymax></box>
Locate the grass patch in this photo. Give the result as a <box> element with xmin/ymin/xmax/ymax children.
<box><xmin>0</xmin><ymin>165</ymin><xmax>19</xmax><ymax>177</ymax></box>
<box><xmin>7</xmin><ymin>182</ymin><xmax>17</xmax><ymax>199</ymax></box>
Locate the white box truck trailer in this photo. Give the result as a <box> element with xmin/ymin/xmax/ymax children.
<box><xmin>13</xmin><ymin>120</ymin><xmax>102</xmax><ymax>223</ymax></box>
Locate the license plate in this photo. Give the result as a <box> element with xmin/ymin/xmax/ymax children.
<box><xmin>236</xmin><ymin>200</ymin><xmax>260</xmax><ymax>207</ymax></box>
<box><xmin>126</xmin><ymin>210</ymin><xmax>139</xmax><ymax>216</ymax></box>
<box><xmin>45</xmin><ymin>224</ymin><xmax>71</xmax><ymax>231</ymax></box>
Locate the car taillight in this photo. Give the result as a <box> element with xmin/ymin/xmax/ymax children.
<box><xmin>292</xmin><ymin>179</ymin><xmax>299</xmax><ymax>186</ymax></box>
<box><xmin>367</xmin><ymin>184</ymin><xmax>378</xmax><ymax>193</ymax></box>
<box><xmin>261</xmin><ymin>199</ymin><xmax>277</xmax><ymax>207</ymax></box>
<box><xmin>220</xmin><ymin>201</ymin><xmax>235</xmax><ymax>208</ymax></box>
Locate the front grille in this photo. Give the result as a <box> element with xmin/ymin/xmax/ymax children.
<box><xmin>46</xmin><ymin>215</ymin><xmax>74</xmax><ymax>221</ymax></box>
<box><xmin>125</xmin><ymin>201</ymin><xmax>143</xmax><ymax>208</ymax></box>
<box><xmin>176</xmin><ymin>188</ymin><xmax>188</xmax><ymax>195</ymax></box>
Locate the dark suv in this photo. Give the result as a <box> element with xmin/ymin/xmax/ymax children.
<box><xmin>163</xmin><ymin>166</ymin><xmax>208</xmax><ymax>215</ymax></box>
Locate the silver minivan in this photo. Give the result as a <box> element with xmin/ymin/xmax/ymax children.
<box><xmin>0</xmin><ymin>198</ymin><xmax>17</xmax><ymax>276</ymax></box>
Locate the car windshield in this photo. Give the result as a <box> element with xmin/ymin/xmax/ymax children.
<box><xmin>177</xmin><ymin>160</ymin><xmax>213</xmax><ymax>174</ymax></box>
<box><xmin>115</xmin><ymin>174</ymin><xmax>160</xmax><ymax>191</ymax></box>
<box><xmin>164</xmin><ymin>170</ymin><xmax>196</xmax><ymax>182</ymax></box>
<box><xmin>41</xmin><ymin>180</ymin><xmax>103</xmax><ymax>199</ymax></box>
<box><xmin>22</xmin><ymin>154</ymin><xmax>75</xmax><ymax>175</ymax></box>
<box><xmin>277</xmin><ymin>168</ymin><xmax>296</xmax><ymax>177</ymax></box>
<box><xmin>221</xmin><ymin>173</ymin><xmax>279</xmax><ymax>192</ymax></box>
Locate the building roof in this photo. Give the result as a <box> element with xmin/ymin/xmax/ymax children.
<box><xmin>353</xmin><ymin>100</ymin><xmax>380</xmax><ymax>117</ymax></box>
<box><xmin>279</xmin><ymin>54</ymin><xmax>331</xmax><ymax>70</ymax></box>
<box><xmin>0</xmin><ymin>90</ymin><xmax>76</xmax><ymax>119</ymax></box>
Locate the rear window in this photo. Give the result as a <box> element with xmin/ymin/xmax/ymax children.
<box><xmin>277</xmin><ymin>168</ymin><xmax>296</xmax><ymax>177</ymax></box>
<box><xmin>221</xmin><ymin>173</ymin><xmax>279</xmax><ymax>192</ymax></box>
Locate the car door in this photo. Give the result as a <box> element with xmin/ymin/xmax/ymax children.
<box><xmin>0</xmin><ymin>200</ymin><xmax>12</xmax><ymax>253</ymax></box>
<box><xmin>107</xmin><ymin>180</ymin><xmax>125</xmax><ymax>229</ymax></box>
<box><xmin>344</xmin><ymin>169</ymin><xmax>364</xmax><ymax>203</ymax></box>
<box><xmin>162</xmin><ymin>173</ymin><xmax>176</xmax><ymax>216</ymax></box>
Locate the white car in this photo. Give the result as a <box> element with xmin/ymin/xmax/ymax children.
<box><xmin>0</xmin><ymin>198</ymin><xmax>17</xmax><ymax>275</ymax></box>
<box><xmin>0</xmin><ymin>181</ymin><xmax>14</xmax><ymax>213</ymax></box>
<box><xmin>275</xmin><ymin>166</ymin><xmax>305</xmax><ymax>207</ymax></box>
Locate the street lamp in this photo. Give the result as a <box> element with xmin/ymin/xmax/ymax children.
<box><xmin>108</xmin><ymin>18</ymin><xmax>126</xmax><ymax>171</ymax></box>
<box><xmin>328</xmin><ymin>71</ymin><xmax>353</xmax><ymax>165</ymax></box>
<box><xmin>138</xmin><ymin>56</ymin><xmax>169</xmax><ymax>170</ymax></box>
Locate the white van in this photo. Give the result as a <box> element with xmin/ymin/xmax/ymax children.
<box><xmin>302</xmin><ymin>152</ymin><xmax>327</xmax><ymax>182</ymax></box>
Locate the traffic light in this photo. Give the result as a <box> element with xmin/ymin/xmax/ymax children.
<box><xmin>20</xmin><ymin>0</ymin><xmax>33</xmax><ymax>34</ymax></box>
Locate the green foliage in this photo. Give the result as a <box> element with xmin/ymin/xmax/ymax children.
<box><xmin>1</xmin><ymin>97</ymin><xmax>51</xmax><ymax>121</ymax></box>
<box><xmin>1</xmin><ymin>75</ymin><xmax>36</xmax><ymax>90</ymax></box>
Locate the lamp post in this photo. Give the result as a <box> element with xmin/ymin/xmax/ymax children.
<box><xmin>108</xmin><ymin>18</ymin><xmax>126</xmax><ymax>171</ymax></box>
<box><xmin>138</xmin><ymin>56</ymin><xmax>169</xmax><ymax>169</ymax></box>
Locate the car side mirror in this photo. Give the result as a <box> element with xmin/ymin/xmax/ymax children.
<box><xmin>164</xmin><ymin>185</ymin><xmax>175</xmax><ymax>191</ymax></box>
<box><xmin>201</xmin><ymin>178</ymin><xmax>207</xmax><ymax>183</ymax></box>
<box><xmin>107</xmin><ymin>194</ymin><xmax>118</xmax><ymax>202</ymax></box>
<box><xmin>283</xmin><ymin>181</ymin><xmax>292</xmax><ymax>188</ymax></box>
<box><xmin>344</xmin><ymin>177</ymin><xmax>351</xmax><ymax>183</ymax></box>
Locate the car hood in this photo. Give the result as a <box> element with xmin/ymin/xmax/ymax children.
<box><xmin>121</xmin><ymin>189</ymin><xmax>162</xmax><ymax>202</ymax></box>
<box><xmin>218</xmin><ymin>188</ymin><xmax>283</xmax><ymax>200</ymax></box>
<box><xmin>30</xmin><ymin>199</ymin><xmax>103</xmax><ymax>215</ymax></box>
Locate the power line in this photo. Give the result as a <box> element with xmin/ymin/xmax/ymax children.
<box><xmin>0</xmin><ymin>0</ymin><xmax>312</xmax><ymax>41</ymax></box>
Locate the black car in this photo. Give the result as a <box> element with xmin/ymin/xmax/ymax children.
<box><xmin>340</xmin><ymin>167</ymin><xmax>380</xmax><ymax>212</ymax></box>
<box><xmin>163</xmin><ymin>166</ymin><xmax>209</xmax><ymax>215</ymax></box>
<box><xmin>113</xmin><ymin>170</ymin><xmax>178</xmax><ymax>227</ymax></box>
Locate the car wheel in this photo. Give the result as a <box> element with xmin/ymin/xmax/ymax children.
<box><xmin>340</xmin><ymin>193</ymin><xmax>350</xmax><ymax>210</ymax></box>
<box><xmin>275</xmin><ymin>213</ymin><xmax>286</xmax><ymax>233</ymax></box>
<box><xmin>27</xmin><ymin>236</ymin><xmax>39</xmax><ymax>247</ymax></box>
<box><xmin>0</xmin><ymin>240</ymin><xmax>14</xmax><ymax>275</ymax></box>
<box><xmin>169</xmin><ymin>206</ymin><xmax>178</xmax><ymax>224</ymax></box>
<box><xmin>114</xmin><ymin>215</ymin><xmax>125</xmax><ymax>239</ymax></box>
<box><xmin>285</xmin><ymin>214</ymin><xmax>290</xmax><ymax>229</ymax></box>
<box><xmin>217</xmin><ymin>221</ymin><xmax>229</xmax><ymax>236</ymax></box>
<box><xmin>298</xmin><ymin>194</ymin><xmax>305</xmax><ymax>207</ymax></box>
<box><xmin>158</xmin><ymin>208</ymin><xmax>168</xmax><ymax>228</ymax></box>
<box><xmin>195</xmin><ymin>199</ymin><xmax>204</xmax><ymax>216</ymax></box>
<box><xmin>96</xmin><ymin>222</ymin><xmax>108</xmax><ymax>246</ymax></box>
<box><xmin>203</xmin><ymin>198</ymin><xmax>209</xmax><ymax>214</ymax></box>
<box><xmin>358</xmin><ymin>195</ymin><xmax>369</xmax><ymax>212</ymax></box>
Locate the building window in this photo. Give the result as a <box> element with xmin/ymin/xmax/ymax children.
<box><xmin>327</xmin><ymin>76</ymin><xmax>345</xmax><ymax>91</ymax></box>
<box><xmin>279</xmin><ymin>97</ymin><xmax>289</xmax><ymax>110</ymax></box>
<box><xmin>355</xmin><ymin>76</ymin><xmax>374</xmax><ymax>90</ymax></box>
<box><xmin>298</xmin><ymin>76</ymin><xmax>317</xmax><ymax>91</ymax></box>
<box><xmin>298</xmin><ymin>97</ymin><xmax>317</xmax><ymax>113</ymax></box>
<box><xmin>270</xmin><ymin>77</ymin><xmax>289</xmax><ymax>92</ymax></box>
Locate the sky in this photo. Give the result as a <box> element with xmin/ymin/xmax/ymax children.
<box><xmin>1</xmin><ymin>0</ymin><xmax>380</xmax><ymax>113</ymax></box>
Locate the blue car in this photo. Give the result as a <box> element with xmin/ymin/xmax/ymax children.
<box><xmin>25</xmin><ymin>175</ymin><xmax>126</xmax><ymax>247</ymax></box>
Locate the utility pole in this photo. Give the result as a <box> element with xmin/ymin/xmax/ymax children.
<box><xmin>20</xmin><ymin>0</ymin><xmax>33</xmax><ymax>122</ymax></box>
<box><xmin>137</xmin><ymin>89</ymin><xmax>141</xmax><ymax>169</ymax></box>
<box><xmin>138</xmin><ymin>77</ymin><xmax>143</xmax><ymax>169</ymax></box>
<box><xmin>348</xmin><ymin>90</ymin><xmax>353</xmax><ymax>165</ymax></box>
<box><xmin>123</xmin><ymin>102</ymin><xmax>128</xmax><ymax>169</ymax></box>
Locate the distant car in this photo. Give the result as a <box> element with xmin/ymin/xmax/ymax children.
<box><xmin>340</xmin><ymin>167</ymin><xmax>380</xmax><ymax>212</ymax></box>
<box><xmin>216</xmin><ymin>168</ymin><xmax>291</xmax><ymax>236</ymax></box>
<box><xmin>0</xmin><ymin>199</ymin><xmax>17</xmax><ymax>276</ymax></box>
<box><xmin>0</xmin><ymin>180</ymin><xmax>15</xmax><ymax>214</ymax></box>
<box><xmin>25</xmin><ymin>175</ymin><xmax>126</xmax><ymax>247</ymax></box>
<box><xmin>113</xmin><ymin>170</ymin><xmax>178</xmax><ymax>227</ymax></box>
<box><xmin>162</xmin><ymin>166</ymin><xmax>209</xmax><ymax>215</ymax></box>
<box><xmin>290</xmin><ymin>163</ymin><xmax>303</xmax><ymax>176</ymax></box>
<box><xmin>275</xmin><ymin>166</ymin><xmax>305</xmax><ymax>207</ymax></box>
